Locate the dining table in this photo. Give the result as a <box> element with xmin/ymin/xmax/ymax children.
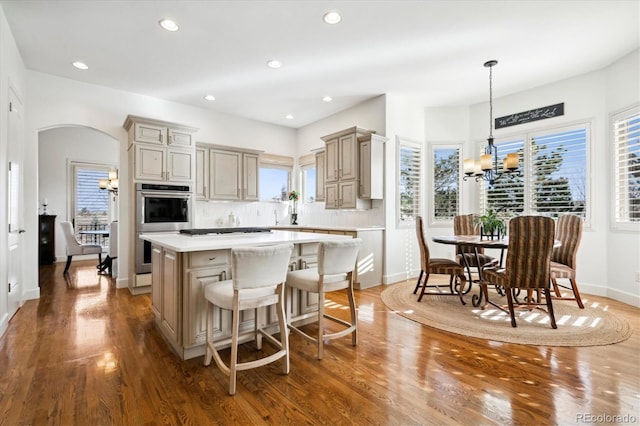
<box><xmin>432</xmin><ymin>235</ymin><xmax>508</xmax><ymax>307</ymax></box>
<box><xmin>432</xmin><ymin>235</ymin><xmax>561</xmax><ymax>307</ymax></box>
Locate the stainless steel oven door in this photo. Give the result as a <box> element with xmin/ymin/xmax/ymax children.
<box><xmin>136</xmin><ymin>190</ymin><xmax>191</xmax><ymax>232</ymax></box>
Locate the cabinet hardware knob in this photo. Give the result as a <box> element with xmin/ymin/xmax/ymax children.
<box><xmin>209</xmin><ymin>257</ymin><xmax>216</xmax><ymax>261</ymax></box>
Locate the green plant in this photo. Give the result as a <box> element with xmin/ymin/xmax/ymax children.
<box><xmin>474</xmin><ymin>208</ymin><xmax>506</xmax><ymax>238</ymax></box>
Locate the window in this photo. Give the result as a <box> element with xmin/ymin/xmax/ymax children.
<box><xmin>397</xmin><ymin>137</ymin><xmax>422</xmax><ymax>227</ymax></box>
<box><xmin>70</xmin><ymin>162</ymin><xmax>112</xmax><ymax>247</ymax></box>
<box><xmin>299</xmin><ymin>153</ymin><xmax>316</xmax><ymax>202</ymax></box>
<box><xmin>481</xmin><ymin>123</ymin><xmax>589</xmax><ymax>223</ymax></box>
<box><xmin>259</xmin><ymin>153</ymin><xmax>293</xmax><ymax>201</ymax></box>
<box><xmin>430</xmin><ymin>145</ymin><xmax>460</xmax><ymax>223</ymax></box>
<box><xmin>612</xmin><ymin>105</ymin><xmax>640</xmax><ymax>228</ymax></box>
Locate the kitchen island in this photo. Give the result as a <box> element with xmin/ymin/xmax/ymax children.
<box><xmin>140</xmin><ymin>229</ymin><xmax>352</xmax><ymax>360</ymax></box>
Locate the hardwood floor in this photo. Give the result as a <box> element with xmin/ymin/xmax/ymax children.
<box><xmin>0</xmin><ymin>260</ymin><xmax>638</xmax><ymax>425</ymax></box>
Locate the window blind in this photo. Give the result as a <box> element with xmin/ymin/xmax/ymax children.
<box><xmin>613</xmin><ymin>107</ymin><xmax>640</xmax><ymax>223</ymax></box>
<box><xmin>398</xmin><ymin>140</ymin><xmax>422</xmax><ymax>224</ymax></box>
<box><xmin>432</xmin><ymin>146</ymin><xmax>459</xmax><ymax>221</ymax></box>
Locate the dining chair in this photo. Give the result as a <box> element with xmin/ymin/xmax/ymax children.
<box><xmin>286</xmin><ymin>238</ymin><xmax>362</xmax><ymax>360</ymax></box>
<box><xmin>481</xmin><ymin>216</ymin><xmax>557</xmax><ymax>328</ymax></box>
<box><xmin>59</xmin><ymin>221</ymin><xmax>103</xmax><ymax>274</ymax></box>
<box><xmin>413</xmin><ymin>216</ymin><xmax>467</xmax><ymax>304</ymax></box>
<box><xmin>203</xmin><ymin>243</ymin><xmax>293</xmax><ymax>395</ymax></box>
<box><xmin>98</xmin><ymin>221</ymin><xmax>118</xmax><ymax>276</ymax></box>
<box><xmin>550</xmin><ymin>214</ymin><xmax>584</xmax><ymax>308</ymax></box>
<box><xmin>454</xmin><ymin>214</ymin><xmax>499</xmax><ymax>278</ymax></box>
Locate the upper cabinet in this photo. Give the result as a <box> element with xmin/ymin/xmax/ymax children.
<box><xmin>315</xmin><ymin>150</ymin><xmax>325</xmax><ymax>202</ymax></box>
<box><xmin>320</xmin><ymin>127</ymin><xmax>386</xmax><ymax>210</ymax></box>
<box><xmin>196</xmin><ymin>144</ymin><xmax>261</xmax><ymax>201</ymax></box>
<box><xmin>124</xmin><ymin>115</ymin><xmax>198</xmax><ymax>183</ymax></box>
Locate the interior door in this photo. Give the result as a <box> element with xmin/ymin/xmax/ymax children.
<box><xmin>7</xmin><ymin>87</ymin><xmax>24</xmax><ymax>319</ymax></box>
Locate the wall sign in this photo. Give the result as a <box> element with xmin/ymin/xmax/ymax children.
<box><xmin>495</xmin><ymin>102</ymin><xmax>564</xmax><ymax>129</ymax></box>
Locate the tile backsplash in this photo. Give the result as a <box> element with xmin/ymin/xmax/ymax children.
<box><xmin>194</xmin><ymin>200</ymin><xmax>384</xmax><ymax>228</ymax></box>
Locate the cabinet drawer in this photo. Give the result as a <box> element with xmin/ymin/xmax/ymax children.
<box><xmin>135</xmin><ymin>122</ymin><xmax>166</xmax><ymax>144</ymax></box>
<box><xmin>188</xmin><ymin>250</ymin><xmax>230</xmax><ymax>269</ymax></box>
<box><xmin>300</xmin><ymin>242</ymin><xmax>318</xmax><ymax>256</ymax></box>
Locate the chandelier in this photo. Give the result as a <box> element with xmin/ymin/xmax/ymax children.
<box><xmin>463</xmin><ymin>60</ymin><xmax>521</xmax><ymax>185</ymax></box>
<box><xmin>99</xmin><ymin>169</ymin><xmax>119</xmax><ymax>195</ymax></box>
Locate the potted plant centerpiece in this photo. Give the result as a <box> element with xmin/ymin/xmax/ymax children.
<box><xmin>474</xmin><ymin>208</ymin><xmax>506</xmax><ymax>240</ymax></box>
<box><xmin>288</xmin><ymin>190</ymin><xmax>299</xmax><ymax>225</ymax></box>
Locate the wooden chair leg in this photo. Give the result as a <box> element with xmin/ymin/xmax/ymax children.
<box><xmin>317</xmin><ymin>289</ymin><xmax>325</xmax><ymax>360</ymax></box>
<box><xmin>505</xmin><ymin>288</ymin><xmax>517</xmax><ymax>328</ymax></box>
<box><xmin>551</xmin><ymin>277</ymin><xmax>562</xmax><ymax>297</ymax></box>
<box><xmin>456</xmin><ymin>275</ymin><xmax>466</xmax><ymax>306</ymax></box>
<box><xmin>417</xmin><ymin>273</ymin><xmax>431</xmax><ymax>302</ymax></box>
<box><xmin>544</xmin><ymin>288</ymin><xmax>557</xmax><ymax>329</ymax></box>
<box><xmin>63</xmin><ymin>256</ymin><xmax>73</xmax><ymax>274</ymax></box>
<box><xmin>413</xmin><ymin>270</ymin><xmax>424</xmax><ymax>294</ymax></box>
<box><xmin>570</xmin><ymin>278</ymin><xmax>584</xmax><ymax>309</ymax></box>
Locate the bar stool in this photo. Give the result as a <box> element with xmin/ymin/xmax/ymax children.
<box><xmin>286</xmin><ymin>238</ymin><xmax>362</xmax><ymax>360</ymax></box>
<box><xmin>203</xmin><ymin>243</ymin><xmax>293</xmax><ymax>395</ymax></box>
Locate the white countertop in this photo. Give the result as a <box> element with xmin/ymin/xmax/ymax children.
<box><xmin>272</xmin><ymin>225</ymin><xmax>385</xmax><ymax>232</ymax></box>
<box><xmin>139</xmin><ymin>230</ymin><xmax>351</xmax><ymax>252</ymax></box>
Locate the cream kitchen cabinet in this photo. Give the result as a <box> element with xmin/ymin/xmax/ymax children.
<box><xmin>314</xmin><ymin>150</ymin><xmax>325</xmax><ymax>202</ymax></box>
<box><xmin>199</xmin><ymin>145</ymin><xmax>260</xmax><ymax>201</ymax></box>
<box><xmin>124</xmin><ymin>115</ymin><xmax>198</xmax><ymax>184</ymax></box>
<box><xmin>195</xmin><ymin>145</ymin><xmax>209</xmax><ymax>199</ymax></box>
<box><xmin>150</xmin><ymin>245</ymin><xmax>182</xmax><ymax>353</ymax></box>
<box><xmin>320</xmin><ymin>127</ymin><xmax>385</xmax><ymax>210</ymax></box>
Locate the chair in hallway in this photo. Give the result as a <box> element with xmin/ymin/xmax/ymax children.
<box><xmin>550</xmin><ymin>214</ymin><xmax>584</xmax><ymax>308</ymax></box>
<box><xmin>454</xmin><ymin>214</ymin><xmax>499</xmax><ymax>279</ymax></box>
<box><xmin>413</xmin><ymin>216</ymin><xmax>467</xmax><ymax>304</ymax></box>
<box><xmin>286</xmin><ymin>238</ymin><xmax>362</xmax><ymax>360</ymax></box>
<box><xmin>481</xmin><ymin>216</ymin><xmax>557</xmax><ymax>328</ymax></box>
<box><xmin>203</xmin><ymin>243</ymin><xmax>293</xmax><ymax>396</ymax></box>
<box><xmin>59</xmin><ymin>221</ymin><xmax>103</xmax><ymax>274</ymax></box>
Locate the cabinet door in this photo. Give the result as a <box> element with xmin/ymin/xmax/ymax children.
<box><xmin>151</xmin><ymin>245</ymin><xmax>163</xmax><ymax>318</ymax></box>
<box><xmin>161</xmin><ymin>249</ymin><xmax>181</xmax><ymax>343</ymax></box>
<box><xmin>339</xmin><ymin>133</ymin><xmax>358</xmax><ymax>181</ymax></box>
<box><xmin>243</xmin><ymin>153</ymin><xmax>259</xmax><ymax>201</ymax></box>
<box><xmin>185</xmin><ymin>266</ymin><xmax>229</xmax><ymax>347</ymax></box>
<box><xmin>168</xmin><ymin>128</ymin><xmax>192</xmax><ymax>147</ymax></box>
<box><xmin>135</xmin><ymin>144</ymin><xmax>166</xmax><ymax>181</ymax></box>
<box><xmin>339</xmin><ymin>180</ymin><xmax>358</xmax><ymax>209</ymax></box>
<box><xmin>210</xmin><ymin>149</ymin><xmax>242</xmax><ymax>200</ymax></box>
<box><xmin>325</xmin><ymin>137</ymin><xmax>339</xmax><ymax>183</ymax></box>
<box><xmin>325</xmin><ymin>183</ymin><xmax>339</xmax><ymax>209</ymax></box>
<box><xmin>359</xmin><ymin>140</ymin><xmax>371</xmax><ymax>198</ymax></box>
<box><xmin>195</xmin><ymin>147</ymin><xmax>209</xmax><ymax>199</ymax></box>
<box><xmin>134</xmin><ymin>122</ymin><xmax>166</xmax><ymax>145</ymax></box>
<box><xmin>315</xmin><ymin>151</ymin><xmax>325</xmax><ymax>201</ymax></box>
<box><xmin>167</xmin><ymin>149</ymin><xmax>193</xmax><ymax>182</ymax></box>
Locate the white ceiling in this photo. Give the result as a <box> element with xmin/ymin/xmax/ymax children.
<box><xmin>1</xmin><ymin>0</ymin><xmax>638</xmax><ymax>128</ymax></box>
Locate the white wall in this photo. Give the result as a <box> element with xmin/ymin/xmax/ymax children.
<box><xmin>38</xmin><ymin>126</ymin><xmax>118</xmax><ymax>260</ymax></box>
<box><xmin>0</xmin><ymin>5</ymin><xmax>27</xmax><ymax>335</ymax></box>
<box><xmin>23</xmin><ymin>71</ymin><xmax>298</xmax><ymax>294</ymax></box>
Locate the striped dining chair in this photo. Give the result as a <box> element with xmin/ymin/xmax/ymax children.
<box><xmin>481</xmin><ymin>216</ymin><xmax>557</xmax><ymax>328</ymax></box>
<box><xmin>550</xmin><ymin>214</ymin><xmax>584</xmax><ymax>308</ymax></box>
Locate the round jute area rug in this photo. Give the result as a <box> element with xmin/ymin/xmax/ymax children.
<box><xmin>381</xmin><ymin>281</ymin><xmax>632</xmax><ymax>346</ymax></box>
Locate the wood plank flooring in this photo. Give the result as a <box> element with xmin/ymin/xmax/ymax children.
<box><xmin>0</xmin><ymin>260</ymin><xmax>638</xmax><ymax>425</ymax></box>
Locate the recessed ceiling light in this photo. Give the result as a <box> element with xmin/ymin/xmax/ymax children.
<box><xmin>159</xmin><ymin>18</ymin><xmax>179</xmax><ymax>32</ymax></box>
<box><xmin>285</xmin><ymin>114</ymin><xmax>294</xmax><ymax>120</ymax></box>
<box><xmin>204</xmin><ymin>94</ymin><xmax>216</xmax><ymax>101</ymax></box>
<box><xmin>322</xmin><ymin>96</ymin><xmax>333</xmax><ymax>102</ymax></box>
<box><xmin>323</xmin><ymin>11</ymin><xmax>342</xmax><ymax>24</ymax></box>
<box><xmin>267</xmin><ymin>59</ymin><xmax>282</xmax><ymax>69</ymax></box>
<box><xmin>72</xmin><ymin>61</ymin><xmax>88</xmax><ymax>70</ymax></box>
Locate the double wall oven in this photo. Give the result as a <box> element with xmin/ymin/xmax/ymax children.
<box><xmin>135</xmin><ymin>183</ymin><xmax>191</xmax><ymax>274</ymax></box>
